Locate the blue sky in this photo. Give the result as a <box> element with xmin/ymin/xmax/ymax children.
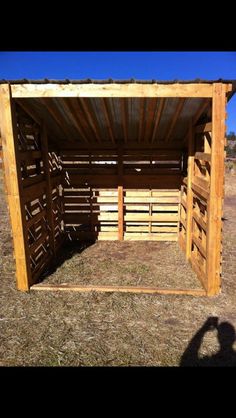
<box><xmin>0</xmin><ymin>51</ymin><xmax>235</xmax><ymax>133</ymax></box>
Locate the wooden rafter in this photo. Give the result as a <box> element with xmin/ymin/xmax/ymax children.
<box><xmin>101</xmin><ymin>98</ymin><xmax>115</xmax><ymax>144</ymax></box>
<box><xmin>15</xmin><ymin>99</ymin><xmax>60</xmax><ymax>150</ymax></box>
<box><xmin>15</xmin><ymin>99</ymin><xmax>42</xmax><ymax>125</ymax></box>
<box><xmin>165</xmin><ymin>99</ymin><xmax>185</xmax><ymax>142</ymax></box>
<box><xmin>68</xmin><ymin>98</ymin><xmax>92</xmax><ymax>142</ymax></box>
<box><xmin>193</xmin><ymin>99</ymin><xmax>211</xmax><ymax>126</ymax></box>
<box><xmin>138</xmin><ymin>98</ymin><xmax>146</xmax><ymax>142</ymax></box>
<box><xmin>145</xmin><ymin>99</ymin><xmax>158</xmax><ymax>142</ymax></box>
<box><xmin>60</xmin><ymin>98</ymin><xmax>89</xmax><ymax>144</ymax></box>
<box><xmin>121</xmin><ymin>98</ymin><xmax>128</xmax><ymax>142</ymax></box>
<box><xmin>183</xmin><ymin>99</ymin><xmax>211</xmax><ymax>145</ymax></box>
<box><xmin>41</xmin><ymin>98</ymin><xmax>72</xmax><ymax>142</ymax></box>
<box><xmin>151</xmin><ymin>98</ymin><xmax>165</xmax><ymax>143</ymax></box>
<box><xmin>79</xmin><ymin>98</ymin><xmax>101</xmax><ymax>142</ymax></box>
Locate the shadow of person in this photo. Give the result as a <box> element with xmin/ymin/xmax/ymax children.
<box><xmin>180</xmin><ymin>317</ymin><xmax>236</xmax><ymax>367</ymax></box>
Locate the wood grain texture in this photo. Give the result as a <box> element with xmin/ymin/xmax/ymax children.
<box><xmin>31</xmin><ymin>283</ymin><xmax>206</xmax><ymax>295</ymax></box>
<box><xmin>0</xmin><ymin>84</ymin><xmax>32</xmax><ymax>290</ymax></box>
<box><xmin>206</xmin><ymin>83</ymin><xmax>226</xmax><ymax>296</ymax></box>
<box><xmin>186</xmin><ymin>121</ymin><xmax>194</xmax><ymax>259</ymax></box>
<box><xmin>11</xmin><ymin>83</ymin><xmax>214</xmax><ymax>98</ymax></box>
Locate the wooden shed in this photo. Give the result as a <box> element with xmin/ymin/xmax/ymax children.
<box><xmin>0</xmin><ymin>79</ymin><xmax>235</xmax><ymax>296</ymax></box>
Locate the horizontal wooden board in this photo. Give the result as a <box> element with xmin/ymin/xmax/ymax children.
<box><xmin>124</xmin><ymin>197</ymin><xmax>179</xmax><ymax>203</ymax></box>
<box><xmin>19</xmin><ymin>150</ymin><xmax>42</xmax><ymax>161</ymax></box>
<box><xmin>11</xmin><ymin>83</ymin><xmax>214</xmax><ymax>98</ymax></box>
<box><xmin>22</xmin><ymin>181</ymin><xmax>46</xmax><ymax>202</ymax></box>
<box><xmin>124</xmin><ymin>214</ymin><xmax>178</xmax><ymax>221</ymax></box>
<box><xmin>126</xmin><ymin>226</ymin><xmax>177</xmax><ymax>232</ymax></box>
<box><xmin>31</xmin><ymin>283</ymin><xmax>207</xmax><ymax>296</ymax></box>
<box><xmin>191</xmin><ymin>182</ymin><xmax>209</xmax><ymax>201</ymax></box>
<box><xmin>124</xmin><ymin>233</ymin><xmax>177</xmax><ymax>241</ymax></box>
<box><xmin>125</xmin><ymin>190</ymin><xmax>179</xmax><ymax>197</ymax></box>
<box><xmin>195</xmin><ymin>152</ymin><xmax>211</xmax><ymax>162</ymax></box>
<box><xmin>61</xmin><ymin>174</ymin><xmax>183</xmax><ymax>189</ymax></box>
<box><xmin>22</xmin><ymin>174</ymin><xmax>44</xmax><ymax>188</ymax></box>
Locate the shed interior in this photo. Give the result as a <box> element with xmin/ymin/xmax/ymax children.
<box><xmin>1</xmin><ymin>80</ymin><xmax>235</xmax><ymax>295</ymax></box>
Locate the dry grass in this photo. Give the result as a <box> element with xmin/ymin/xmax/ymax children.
<box><xmin>42</xmin><ymin>240</ymin><xmax>199</xmax><ymax>288</ymax></box>
<box><xmin>0</xmin><ymin>170</ymin><xmax>236</xmax><ymax>366</ymax></box>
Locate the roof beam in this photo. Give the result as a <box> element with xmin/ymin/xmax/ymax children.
<box><xmin>138</xmin><ymin>98</ymin><xmax>146</xmax><ymax>142</ymax></box>
<box><xmin>121</xmin><ymin>99</ymin><xmax>128</xmax><ymax>142</ymax></box>
<box><xmin>151</xmin><ymin>98</ymin><xmax>165</xmax><ymax>143</ymax></box>
<box><xmin>60</xmin><ymin>98</ymin><xmax>89</xmax><ymax>144</ymax></box>
<box><xmin>15</xmin><ymin>99</ymin><xmax>59</xmax><ymax>150</ymax></box>
<box><xmin>11</xmin><ymin>83</ymin><xmax>214</xmax><ymax>98</ymax></box>
<box><xmin>145</xmin><ymin>99</ymin><xmax>158</xmax><ymax>142</ymax></box>
<box><xmin>165</xmin><ymin>99</ymin><xmax>185</xmax><ymax>142</ymax></box>
<box><xmin>41</xmin><ymin>98</ymin><xmax>73</xmax><ymax>142</ymax></box>
<box><xmin>15</xmin><ymin>99</ymin><xmax>42</xmax><ymax>125</ymax></box>
<box><xmin>101</xmin><ymin>98</ymin><xmax>115</xmax><ymax>144</ymax></box>
<box><xmin>79</xmin><ymin>98</ymin><xmax>101</xmax><ymax>142</ymax></box>
<box><xmin>183</xmin><ymin>99</ymin><xmax>211</xmax><ymax>145</ymax></box>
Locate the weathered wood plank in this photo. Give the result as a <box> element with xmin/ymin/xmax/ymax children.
<box><xmin>31</xmin><ymin>283</ymin><xmax>206</xmax><ymax>296</ymax></box>
<box><xmin>206</xmin><ymin>83</ymin><xmax>226</xmax><ymax>296</ymax></box>
<box><xmin>165</xmin><ymin>99</ymin><xmax>185</xmax><ymax>142</ymax></box>
<box><xmin>0</xmin><ymin>84</ymin><xmax>32</xmax><ymax>290</ymax></box>
<box><xmin>191</xmin><ymin>180</ymin><xmax>209</xmax><ymax>200</ymax></box>
<box><xmin>11</xmin><ymin>83</ymin><xmax>214</xmax><ymax>98</ymax></box>
<box><xmin>194</xmin><ymin>152</ymin><xmax>211</xmax><ymax>162</ymax></box>
<box><xmin>186</xmin><ymin>121</ymin><xmax>194</xmax><ymax>260</ymax></box>
<box><xmin>124</xmin><ymin>233</ymin><xmax>177</xmax><ymax>241</ymax></box>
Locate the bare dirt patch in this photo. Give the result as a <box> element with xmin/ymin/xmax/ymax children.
<box><xmin>0</xmin><ymin>170</ymin><xmax>236</xmax><ymax>366</ymax></box>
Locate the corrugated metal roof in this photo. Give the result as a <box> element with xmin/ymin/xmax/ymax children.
<box><xmin>15</xmin><ymin>96</ymin><xmax>211</xmax><ymax>147</ymax></box>
<box><xmin>5</xmin><ymin>79</ymin><xmax>233</xmax><ymax>149</ymax></box>
<box><xmin>1</xmin><ymin>78</ymin><xmax>236</xmax><ymax>85</ymax></box>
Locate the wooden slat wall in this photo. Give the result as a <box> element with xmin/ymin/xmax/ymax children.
<box><xmin>179</xmin><ymin>120</ymin><xmax>211</xmax><ymax>291</ymax></box>
<box><xmin>3</xmin><ymin>103</ymin><xmax>65</xmax><ymax>287</ymax></box>
<box><xmin>61</xmin><ymin>149</ymin><xmax>183</xmax><ymax>241</ymax></box>
<box><xmin>178</xmin><ymin>86</ymin><xmax>226</xmax><ymax>295</ymax></box>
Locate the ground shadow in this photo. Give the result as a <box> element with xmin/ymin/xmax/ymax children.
<box><xmin>41</xmin><ymin>240</ymin><xmax>96</xmax><ymax>279</ymax></box>
<box><xmin>180</xmin><ymin>317</ymin><xmax>236</xmax><ymax>366</ymax></box>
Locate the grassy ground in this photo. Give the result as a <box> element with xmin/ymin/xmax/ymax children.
<box><xmin>42</xmin><ymin>240</ymin><xmax>199</xmax><ymax>288</ymax></box>
<box><xmin>0</xmin><ymin>170</ymin><xmax>236</xmax><ymax>366</ymax></box>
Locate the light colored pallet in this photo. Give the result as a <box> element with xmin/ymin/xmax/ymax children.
<box><xmin>124</xmin><ymin>233</ymin><xmax>177</xmax><ymax>241</ymax></box>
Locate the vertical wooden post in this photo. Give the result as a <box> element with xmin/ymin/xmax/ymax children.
<box><xmin>186</xmin><ymin>120</ymin><xmax>194</xmax><ymax>260</ymax></box>
<box><xmin>0</xmin><ymin>84</ymin><xmax>32</xmax><ymax>291</ymax></box>
<box><xmin>41</xmin><ymin>123</ymin><xmax>56</xmax><ymax>258</ymax></box>
<box><xmin>206</xmin><ymin>83</ymin><xmax>226</xmax><ymax>296</ymax></box>
<box><xmin>118</xmin><ymin>145</ymin><xmax>124</xmax><ymax>240</ymax></box>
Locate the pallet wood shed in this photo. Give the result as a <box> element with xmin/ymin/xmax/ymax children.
<box><xmin>0</xmin><ymin>79</ymin><xmax>235</xmax><ymax>296</ymax></box>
